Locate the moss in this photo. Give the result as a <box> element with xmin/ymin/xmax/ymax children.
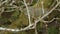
<box><xmin>48</xmin><ymin>27</ymin><xmax>59</xmax><ymax>34</ymax></box>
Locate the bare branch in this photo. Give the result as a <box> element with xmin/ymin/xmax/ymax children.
<box><xmin>0</xmin><ymin>0</ymin><xmax>8</xmax><ymax>6</ymax></box>
<box><xmin>23</xmin><ymin>0</ymin><xmax>31</xmax><ymax>25</ymax></box>
<box><xmin>41</xmin><ymin>1</ymin><xmax>45</xmax><ymax>15</ymax></box>
<box><xmin>43</xmin><ymin>18</ymin><xmax>60</xmax><ymax>23</ymax></box>
<box><xmin>0</xmin><ymin>7</ymin><xmax>4</xmax><ymax>16</ymax></box>
<box><xmin>33</xmin><ymin>1</ymin><xmax>60</xmax><ymax>26</ymax></box>
<box><xmin>34</xmin><ymin>20</ymin><xmax>38</xmax><ymax>34</ymax></box>
<box><xmin>0</xmin><ymin>0</ymin><xmax>60</xmax><ymax>33</ymax></box>
<box><xmin>55</xmin><ymin>9</ymin><xmax>60</xmax><ymax>11</ymax></box>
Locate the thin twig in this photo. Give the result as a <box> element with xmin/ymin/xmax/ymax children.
<box><xmin>41</xmin><ymin>1</ymin><xmax>45</xmax><ymax>15</ymax></box>
<box><xmin>0</xmin><ymin>7</ymin><xmax>4</xmax><ymax>16</ymax></box>
<box><xmin>49</xmin><ymin>0</ymin><xmax>56</xmax><ymax>9</ymax></box>
<box><xmin>43</xmin><ymin>18</ymin><xmax>60</xmax><ymax>23</ymax></box>
<box><xmin>55</xmin><ymin>9</ymin><xmax>60</xmax><ymax>11</ymax></box>
<box><xmin>34</xmin><ymin>20</ymin><xmax>38</xmax><ymax>34</ymax></box>
<box><xmin>23</xmin><ymin>0</ymin><xmax>31</xmax><ymax>25</ymax></box>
